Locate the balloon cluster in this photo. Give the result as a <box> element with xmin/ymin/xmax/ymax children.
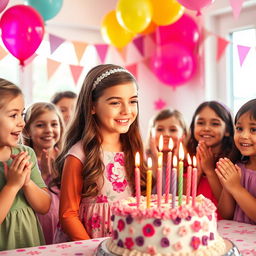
<box><xmin>0</xmin><ymin>0</ymin><xmax>63</xmax><ymax>66</ymax></box>
<box><xmin>100</xmin><ymin>0</ymin><xmax>215</xmax><ymax>86</ymax></box>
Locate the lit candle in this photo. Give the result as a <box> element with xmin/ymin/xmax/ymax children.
<box><xmin>192</xmin><ymin>156</ymin><xmax>197</xmax><ymax>207</ymax></box>
<box><xmin>178</xmin><ymin>142</ymin><xmax>184</xmax><ymax>206</ymax></box>
<box><xmin>135</xmin><ymin>152</ymin><xmax>141</xmax><ymax>208</ymax></box>
<box><xmin>146</xmin><ymin>157</ymin><xmax>152</xmax><ymax>208</ymax></box>
<box><xmin>165</xmin><ymin>138</ymin><xmax>173</xmax><ymax>203</ymax></box>
<box><xmin>157</xmin><ymin>154</ymin><xmax>163</xmax><ymax>208</ymax></box>
<box><xmin>186</xmin><ymin>154</ymin><xmax>192</xmax><ymax>204</ymax></box>
<box><xmin>171</xmin><ymin>155</ymin><xmax>177</xmax><ymax>208</ymax></box>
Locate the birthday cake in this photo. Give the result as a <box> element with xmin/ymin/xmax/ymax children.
<box><xmin>107</xmin><ymin>194</ymin><xmax>226</xmax><ymax>256</ymax></box>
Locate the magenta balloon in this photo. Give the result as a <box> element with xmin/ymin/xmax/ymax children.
<box><xmin>177</xmin><ymin>0</ymin><xmax>214</xmax><ymax>14</ymax></box>
<box><xmin>0</xmin><ymin>5</ymin><xmax>44</xmax><ymax>65</ymax></box>
<box><xmin>156</xmin><ymin>14</ymin><xmax>199</xmax><ymax>50</ymax></box>
<box><xmin>0</xmin><ymin>0</ymin><xmax>9</xmax><ymax>13</ymax></box>
<box><xmin>151</xmin><ymin>43</ymin><xmax>196</xmax><ymax>86</ymax></box>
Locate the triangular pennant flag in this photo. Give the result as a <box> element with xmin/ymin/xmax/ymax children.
<box><xmin>115</xmin><ymin>47</ymin><xmax>127</xmax><ymax>62</ymax></box>
<box><xmin>216</xmin><ymin>37</ymin><xmax>230</xmax><ymax>61</ymax></box>
<box><xmin>229</xmin><ymin>0</ymin><xmax>244</xmax><ymax>19</ymax></box>
<box><xmin>237</xmin><ymin>45</ymin><xmax>251</xmax><ymax>66</ymax></box>
<box><xmin>125</xmin><ymin>63</ymin><xmax>138</xmax><ymax>79</ymax></box>
<box><xmin>72</xmin><ymin>41</ymin><xmax>88</xmax><ymax>63</ymax></box>
<box><xmin>149</xmin><ymin>32</ymin><xmax>157</xmax><ymax>44</ymax></box>
<box><xmin>142</xmin><ymin>57</ymin><xmax>151</xmax><ymax>70</ymax></box>
<box><xmin>133</xmin><ymin>36</ymin><xmax>145</xmax><ymax>56</ymax></box>
<box><xmin>47</xmin><ymin>58</ymin><xmax>61</xmax><ymax>80</ymax></box>
<box><xmin>95</xmin><ymin>44</ymin><xmax>109</xmax><ymax>63</ymax></box>
<box><xmin>0</xmin><ymin>45</ymin><xmax>8</xmax><ymax>60</ymax></box>
<box><xmin>200</xmin><ymin>27</ymin><xmax>212</xmax><ymax>44</ymax></box>
<box><xmin>69</xmin><ymin>65</ymin><xmax>83</xmax><ymax>85</ymax></box>
<box><xmin>49</xmin><ymin>34</ymin><xmax>66</xmax><ymax>55</ymax></box>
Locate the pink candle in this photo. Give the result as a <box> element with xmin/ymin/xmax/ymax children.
<box><xmin>165</xmin><ymin>138</ymin><xmax>173</xmax><ymax>203</ymax></box>
<box><xmin>171</xmin><ymin>156</ymin><xmax>177</xmax><ymax>208</ymax></box>
<box><xmin>192</xmin><ymin>156</ymin><xmax>197</xmax><ymax>207</ymax></box>
<box><xmin>135</xmin><ymin>152</ymin><xmax>141</xmax><ymax>208</ymax></box>
<box><xmin>186</xmin><ymin>154</ymin><xmax>192</xmax><ymax>204</ymax></box>
<box><xmin>157</xmin><ymin>154</ymin><xmax>163</xmax><ymax>208</ymax></box>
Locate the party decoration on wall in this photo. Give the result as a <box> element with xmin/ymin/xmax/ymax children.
<box><xmin>156</xmin><ymin>14</ymin><xmax>199</xmax><ymax>51</ymax></box>
<box><xmin>0</xmin><ymin>45</ymin><xmax>8</xmax><ymax>60</ymax></box>
<box><xmin>151</xmin><ymin>43</ymin><xmax>196</xmax><ymax>86</ymax></box>
<box><xmin>216</xmin><ymin>37</ymin><xmax>229</xmax><ymax>61</ymax></box>
<box><xmin>26</xmin><ymin>0</ymin><xmax>63</xmax><ymax>21</ymax></box>
<box><xmin>101</xmin><ymin>10</ymin><xmax>134</xmax><ymax>48</ymax></box>
<box><xmin>0</xmin><ymin>0</ymin><xmax>9</xmax><ymax>13</ymax></box>
<box><xmin>116</xmin><ymin>0</ymin><xmax>153</xmax><ymax>33</ymax></box>
<box><xmin>47</xmin><ymin>58</ymin><xmax>61</xmax><ymax>79</ymax></box>
<box><xmin>49</xmin><ymin>34</ymin><xmax>65</xmax><ymax>54</ymax></box>
<box><xmin>154</xmin><ymin>98</ymin><xmax>167</xmax><ymax>110</ymax></box>
<box><xmin>237</xmin><ymin>45</ymin><xmax>250</xmax><ymax>66</ymax></box>
<box><xmin>125</xmin><ymin>63</ymin><xmax>138</xmax><ymax>78</ymax></box>
<box><xmin>0</xmin><ymin>5</ymin><xmax>44</xmax><ymax>66</ymax></box>
<box><xmin>151</xmin><ymin>0</ymin><xmax>184</xmax><ymax>26</ymax></box>
<box><xmin>177</xmin><ymin>0</ymin><xmax>215</xmax><ymax>15</ymax></box>
<box><xmin>133</xmin><ymin>37</ymin><xmax>145</xmax><ymax>56</ymax></box>
<box><xmin>95</xmin><ymin>44</ymin><xmax>109</xmax><ymax>63</ymax></box>
<box><xmin>72</xmin><ymin>41</ymin><xmax>88</xmax><ymax>63</ymax></box>
<box><xmin>229</xmin><ymin>0</ymin><xmax>244</xmax><ymax>19</ymax></box>
<box><xmin>69</xmin><ymin>64</ymin><xmax>83</xmax><ymax>85</ymax></box>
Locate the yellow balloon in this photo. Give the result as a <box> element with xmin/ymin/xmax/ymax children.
<box><xmin>101</xmin><ymin>10</ymin><xmax>134</xmax><ymax>48</ymax></box>
<box><xmin>151</xmin><ymin>0</ymin><xmax>184</xmax><ymax>26</ymax></box>
<box><xmin>116</xmin><ymin>0</ymin><xmax>152</xmax><ymax>33</ymax></box>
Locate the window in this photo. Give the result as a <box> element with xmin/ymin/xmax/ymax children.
<box><xmin>230</xmin><ymin>28</ymin><xmax>256</xmax><ymax>114</ymax></box>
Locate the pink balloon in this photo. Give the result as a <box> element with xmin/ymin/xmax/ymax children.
<box><xmin>177</xmin><ymin>0</ymin><xmax>214</xmax><ymax>15</ymax></box>
<box><xmin>151</xmin><ymin>43</ymin><xmax>196</xmax><ymax>86</ymax></box>
<box><xmin>156</xmin><ymin>14</ymin><xmax>199</xmax><ymax>51</ymax></box>
<box><xmin>0</xmin><ymin>5</ymin><xmax>44</xmax><ymax>65</ymax></box>
<box><xmin>0</xmin><ymin>0</ymin><xmax>9</xmax><ymax>13</ymax></box>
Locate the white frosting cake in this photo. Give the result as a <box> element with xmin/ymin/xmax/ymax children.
<box><xmin>107</xmin><ymin>194</ymin><xmax>226</xmax><ymax>256</ymax></box>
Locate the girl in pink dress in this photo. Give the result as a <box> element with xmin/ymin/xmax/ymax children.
<box><xmin>186</xmin><ymin>101</ymin><xmax>234</xmax><ymax>219</ymax></box>
<box><xmin>216</xmin><ymin>99</ymin><xmax>256</xmax><ymax>224</ymax></box>
<box><xmin>22</xmin><ymin>102</ymin><xmax>64</xmax><ymax>244</ymax></box>
<box><xmin>53</xmin><ymin>64</ymin><xmax>147</xmax><ymax>241</ymax></box>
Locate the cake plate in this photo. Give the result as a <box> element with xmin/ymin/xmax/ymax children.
<box><xmin>94</xmin><ymin>238</ymin><xmax>241</xmax><ymax>256</ymax></box>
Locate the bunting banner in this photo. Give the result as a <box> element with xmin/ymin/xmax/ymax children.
<box><xmin>69</xmin><ymin>64</ymin><xmax>83</xmax><ymax>85</ymax></box>
<box><xmin>125</xmin><ymin>63</ymin><xmax>138</xmax><ymax>79</ymax></box>
<box><xmin>49</xmin><ymin>34</ymin><xmax>66</xmax><ymax>55</ymax></box>
<box><xmin>229</xmin><ymin>0</ymin><xmax>244</xmax><ymax>19</ymax></box>
<box><xmin>72</xmin><ymin>41</ymin><xmax>88</xmax><ymax>63</ymax></box>
<box><xmin>133</xmin><ymin>36</ymin><xmax>145</xmax><ymax>57</ymax></box>
<box><xmin>0</xmin><ymin>45</ymin><xmax>8</xmax><ymax>60</ymax></box>
<box><xmin>237</xmin><ymin>45</ymin><xmax>251</xmax><ymax>66</ymax></box>
<box><xmin>47</xmin><ymin>58</ymin><xmax>61</xmax><ymax>80</ymax></box>
<box><xmin>216</xmin><ymin>36</ymin><xmax>230</xmax><ymax>61</ymax></box>
<box><xmin>95</xmin><ymin>44</ymin><xmax>109</xmax><ymax>63</ymax></box>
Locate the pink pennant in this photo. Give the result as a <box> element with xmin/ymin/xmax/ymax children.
<box><xmin>70</xmin><ymin>65</ymin><xmax>83</xmax><ymax>85</ymax></box>
<box><xmin>216</xmin><ymin>37</ymin><xmax>230</xmax><ymax>61</ymax></box>
<box><xmin>0</xmin><ymin>45</ymin><xmax>8</xmax><ymax>60</ymax></box>
<box><xmin>47</xmin><ymin>58</ymin><xmax>61</xmax><ymax>80</ymax></box>
<box><xmin>133</xmin><ymin>36</ymin><xmax>145</xmax><ymax>56</ymax></box>
<box><xmin>154</xmin><ymin>98</ymin><xmax>166</xmax><ymax>110</ymax></box>
<box><xmin>125</xmin><ymin>64</ymin><xmax>138</xmax><ymax>79</ymax></box>
<box><xmin>49</xmin><ymin>34</ymin><xmax>65</xmax><ymax>55</ymax></box>
<box><xmin>95</xmin><ymin>44</ymin><xmax>109</xmax><ymax>63</ymax></box>
<box><xmin>237</xmin><ymin>45</ymin><xmax>251</xmax><ymax>66</ymax></box>
<box><xmin>229</xmin><ymin>0</ymin><xmax>244</xmax><ymax>19</ymax></box>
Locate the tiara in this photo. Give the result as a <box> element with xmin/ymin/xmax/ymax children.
<box><xmin>92</xmin><ymin>68</ymin><xmax>132</xmax><ymax>89</ymax></box>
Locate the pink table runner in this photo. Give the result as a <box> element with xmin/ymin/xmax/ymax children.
<box><xmin>1</xmin><ymin>220</ymin><xmax>255</xmax><ymax>255</ymax></box>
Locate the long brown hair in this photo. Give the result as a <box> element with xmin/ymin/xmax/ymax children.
<box><xmin>54</xmin><ymin>64</ymin><xmax>147</xmax><ymax>198</ymax></box>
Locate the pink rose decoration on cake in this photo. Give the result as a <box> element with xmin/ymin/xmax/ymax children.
<box><xmin>142</xmin><ymin>224</ymin><xmax>155</xmax><ymax>237</ymax></box>
<box><xmin>191</xmin><ymin>220</ymin><xmax>201</xmax><ymax>232</ymax></box>
<box><xmin>124</xmin><ymin>237</ymin><xmax>134</xmax><ymax>249</ymax></box>
<box><xmin>117</xmin><ymin>219</ymin><xmax>125</xmax><ymax>232</ymax></box>
<box><xmin>146</xmin><ymin>245</ymin><xmax>157</xmax><ymax>255</ymax></box>
<box><xmin>106</xmin><ymin>154</ymin><xmax>128</xmax><ymax>192</ymax></box>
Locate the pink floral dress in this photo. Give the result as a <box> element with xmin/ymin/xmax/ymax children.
<box><xmin>69</xmin><ymin>142</ymin><xmax>132</xmax><ymax>238</ymax></box>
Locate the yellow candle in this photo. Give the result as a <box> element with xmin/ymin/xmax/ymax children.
<box><xmin>147</xmin><ymin>157</ymin><xmax>152</xmax><ymax>208</ymax></box>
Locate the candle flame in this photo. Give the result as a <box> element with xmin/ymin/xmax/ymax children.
<box><xmin>147</xmin><ymin>157</ymin><xmax>152</xmax><ymax>169</ymax></box>
<box><xmin>173</xmin><ymin>155</ymin><xmax>177</xmax><ymax>167</ymax></box>
<box><xmin>158</xmin><ymin>154</ymin><xmax>163</xmax><ymax>168</ymax></box>
<box><xmin>168</xmin><ymin>137</ymin><xmax>174</xmax><ymax>151</ymax></box>
<box><xmin>193</xmin><ymin>156</ymin><xmax>197</xmax><ymax>167</ymax></box>
<box><xmin>187</xmin><ymin>153</ymin><xmax>192</xmax><ymax>165</ymax></box>
<box><xmin>135</xmin><ymin>152</ymin><xmax>140</xmax><ymax>167</ymax></box>
<box><xmin>151</xmin><ymin>127</ymin><xmax>156</xmax><ymax>138</ymax></box>
<box><xmin>178</xmin><ymin>142</ymin><xmax>184</xmax><ymax>160</ymax></box>
<box><xmin>159</xmin><ymin>135</ymin><xmax>163</xmax><ymax>151</ymax></box>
